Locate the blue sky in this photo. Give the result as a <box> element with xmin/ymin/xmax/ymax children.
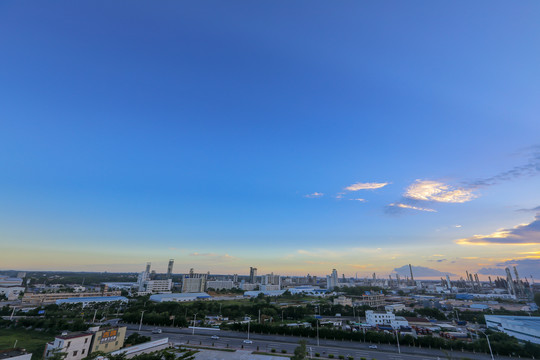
<box><xmin>1</xmin><ymin>1</ymin><xmax>540</xmax><ymax>278</ymax></box>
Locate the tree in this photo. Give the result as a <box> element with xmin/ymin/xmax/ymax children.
<box><xmin>291</xmin><ymin>340</ymin><xmax>307</xmax><ymax>360</ymax></box>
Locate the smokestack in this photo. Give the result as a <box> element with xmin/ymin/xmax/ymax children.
<box><xmin>409</xmin><ymin>264</ymin><xmax>415</xmax><ymax>284</ymax></box>
<box><xmin>167</xmin><ymin>259</ymin><xmax>174</xmax><ymax>278</ymax></box>
<box><xmin>145</xmin><ymin>262</ymin><xmax>151</xmax><ymax>273</ymax></box>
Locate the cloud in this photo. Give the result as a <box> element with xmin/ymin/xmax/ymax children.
<box><xmin>466</xmin><ymin>145</ymin><xmax>540</xmax><ymax>187</ymax></box>
<box><xmin>349</xmin><ymin>198</ymin><xmax>367</xmax><ymax>202</ymax></box>
<box><xmin>305</xmin><ymin>192</ymin><xmax>324</xmax><ymax>198</ymax></box>
<box><xmin>345</xmin><ymin>182</ymin><xmax>389</xmax><ymax>191</ymax></box>
<box><xmin>517</xmin><ymin>205</ymin><xmax>540</xmax><ymax>212</ymax></box>
<box><xmin>478</xmin><ymin>258</ymin><xmax>540</xmax><ymax>278</ymax></box>
<box><xmin>189</xmin><ymin>252</ymin><xmax>236</xmax><ymax>261</ymax></box>
<box><xmin>455</xmin><ymin>225</ymin><xmax>462</xmax><ymax>228</ymax></box>
<box><xmin>477</xmin><ymin>267</ymin><xmax>507</xmax><ymax>276</ymax></box>
<box><xmin>404</xmin><ymin>180</ymin><xmax>476</xmax><ymax>203</ymax></box>
<box><xmin>456</xmin><ymin>214</ymin><xmax>540</xmax><ymax>245</ymax></box>
<box><xmin>388</xmin><ymin>203</ymin><xmax>436</xmax><ymax>212</ymax></box>
<box><xmin>393</xmin><ymin>265</ymin><xmax>456</xmax><ymax>277</ymax></box>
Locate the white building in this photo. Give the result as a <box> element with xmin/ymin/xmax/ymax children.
<box><xmin>326</xmin><ymin>269</ymin><xmax>339</xmax><ymax>290</ymax></box>
<box><xmin>385</xmin><ymin>304</ymin><xmax>406</xmax><ymax>313</ymax></box>
<box><xmin>365</xmin><ymin>310</ymin><xmax>409</xmax><ymax>329</ymax></box>
<box><xmin>44</xmin><ymin>332</ymin><xmax>93</xmax><ymax>360</ymax></box>
<box><xmin>205</xmin><ymin>280</ymin><xmax>234</xmax><ymax>291</ymax></box>
<box><xmin>485</xmin><ymin>315</ymin><xmax>540</xmax><ymax>345</ymax></box>
<box><xmin>145</xmin><ymin>279</ymin><xmax>172</xmax><ymax>293</ymax></box>
<box><xmin>0</xmin><ymin>286</ymin><xmax>25</xmax><ymax>300</ymax></box>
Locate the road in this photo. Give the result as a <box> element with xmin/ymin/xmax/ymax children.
<box><xmin>124</xmin><ymin>323</ymin><xmax>505</xmax><ymax>360</ymax></box>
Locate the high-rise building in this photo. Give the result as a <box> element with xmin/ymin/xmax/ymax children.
<box><xmin>326</xmin><ymin>269</ymin><xmax>339</xmax><ymax>290</ymax></box>
<box><xmin>182</xmin><ymin>272</ymin><xmax>207</xmax><ymax>293</ymax></box>
<box><xmin>249</xmin><ymin>267</ymin><xmax>258</xmax><ymax>283</ymax></box>
<box><xmin>167</xmin><ymin>259</ymin><xmax>174</xmax><ymax>279</ymax></box>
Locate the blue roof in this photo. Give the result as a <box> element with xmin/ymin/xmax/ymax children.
<box><xmin>56</xmin><ymin>296</ymin><xmax>128</xmax><ymax>304</ymax></box>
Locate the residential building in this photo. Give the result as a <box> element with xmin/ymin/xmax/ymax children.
<box><xmin>352</xmin><ymin>293</ymin><xmax>385</xmax><ymax>307</ymax></box>
<box><xmin>249</xmin><ymin>267</ymin><xmax>258</xmax><ymax>283</ymax></box>
<box><xmin>326</xmin><ymin>269</ymin><xmax>339</xmax><ymax>290</ymax></box>
<box><xmin>44</xmin><ymin>332</ymin><xmax>93</xmax><ymax>360</ymax></box>
<box><xmin>145</xmin><ymin>279</ymin><xmax>172</xmax><ymax>293</ymax></box>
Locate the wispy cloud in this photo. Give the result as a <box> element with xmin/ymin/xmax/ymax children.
<box><xmin>349</xmin><ymin>198</ymin><xmax>367</xmax><ymax>202</ymax></box>
<box><xmin>388</xmin><ymin>202</ymin><xmax>436</xmax><ymax>212</ymax></box>
<box><xmin>517</xmin><ymin>205</ymin><xmax>540</xmax><ymax>212</ymax></box>
<box><xmin>345</xmin><ymin>182</ymin><xmax>389</xmax><ymax>191</ymax></box>
<box><xmin>189</xmin><ymin>252</ymin><xmax>236</xmax><ymax>260</ymax></box>
<box><xmin>304</xmin><ymin>192</ymin><xmax>324</xmax><ymax>198</ymax></box>
<box><xmin>456</xmin><ymin>214</ymin><xmax>540</xmax><ymax>245</ymax></box>
<box><xmin>404</xmin><ymin>180</ymin><xmax>476</xmax><ymax>203</ymax></box>
<box><xmin>465</xmin><ymin>145</ymin><xmax>540</xmax><ymax>187</ymax></box>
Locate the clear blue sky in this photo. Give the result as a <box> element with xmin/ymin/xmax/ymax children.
<box><xmin>1</xmin><ymin>1</ymin><xmax>540</xmax><ymax>278</ymax></box>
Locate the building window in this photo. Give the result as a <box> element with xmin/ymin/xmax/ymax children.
<box><xmin>82</xmin><ymin>349</ymin><xmax>85</xmax><ymax>355</ymax></box>
<box><xmin>73</xmin><ymin>351</ymin><xmax>78</xmax><ymax>356</ymax></box>
<box><xmin>67</xmin><ymin>342</ymin><xmax>71</xmax><ymax>348</ymax></box>
<box><xmin>85</xmin><ymin>338</ymin><xmax>88</xmax><ymax>343</ymax></box>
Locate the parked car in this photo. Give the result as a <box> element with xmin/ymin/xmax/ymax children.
<box><xmin>243</xmin><ymin>339</ymin><xmax>253</xmax><ymax>344</ymax></box>
<box><xmin>368</xmin><ymin>345</ymin><xmax>377</xmax><ymax>349</ymax></box>
<box><xmin>152</xmin><ymin>328</ymin><xmax>162</xmax><ymax>334</ymax></box>
<box><xmin>211</xmin><ymin>335</ymin><xmax>220</xmax><ymax>340</ymax></box>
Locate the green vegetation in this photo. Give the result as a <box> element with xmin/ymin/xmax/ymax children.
<box><xmin>125</xmin><ymin>332</ymin><xmax>151</xmax><ymax>346</ymax></box>
<box><xmin>0</xmin><ymin>328</ymin><xmax>54</xmax><ymax>360</ymax></box>
<box><xmin>291</xmin><ymin>340</ymin><xmax>307</xmax><ymax>360</ymax></box>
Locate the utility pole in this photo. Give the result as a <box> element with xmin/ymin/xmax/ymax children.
<box><xmin>258</xmin><ymin>309</ymin><xmax>261</xmax><ymax>324</ymax></box>
<box><xmin>138</xmin><ymin>310</ymin><xmax>145</xmax><ymax>331</ymax></box>
<box><xmin>92</xmin><ymin>309</ymin><xmax>98</xmax><ymax>323</ymax></box>
<box><xmin>247</xmin><ymin>319</ymin><xmax>251</xmax><ymax>340</ymax></box>
<box><xmin>395</xmin><ymin>329</ymin><xmax>401</xmax><ymax>354</ymax></box>
<box><xmin>478</xmin><ymin>330</ymin><xmax>494</xmax><ymax>360</ymax></box>
<box><xmin>192</xmin><ymin>313</ymin><xmax>197</xmax><ymax>335</ymax></box>
<box><xmin>316</xmin><ymin>320</ymin><xmax>320</xmax><ymax>346</ymax></box>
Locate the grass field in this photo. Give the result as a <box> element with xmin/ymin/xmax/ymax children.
<box><xmin>0</xmin><ymin>329</ymin><xmax>54</xmax><ymax>360</ymax></box>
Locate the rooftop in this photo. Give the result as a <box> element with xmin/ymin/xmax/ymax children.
<box><xmin>0</xmin><ymin>349</ymin><xmax>29</xmax><ymax>360</ymax></box>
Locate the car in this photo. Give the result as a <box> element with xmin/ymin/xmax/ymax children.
<box><xmin>368</xmin><ymin>345</ymin><xmax>378</xmax><ymax>349</ymax></box>
<box><xmin>243</xmin><ymin>339</ymin><xmax>253</xmax><ymax>344</ymax></box>
<box><xmin>152</xmin><ymin>328</ymin><xmax>162</xmax><ymax>334</ymax></box>
<box><xmin>211</xmin><ymin>335</ymin><xmax>220</xmax><ymax>340</ymax></box>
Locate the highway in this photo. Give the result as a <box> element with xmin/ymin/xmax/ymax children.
<box><xmin>124</xmin><ymin>323</ymin><xmax>503</xmax><ymax>360</ymax></box>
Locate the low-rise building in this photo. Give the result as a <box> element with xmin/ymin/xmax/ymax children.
<box><xmin>22</xmin><ymin>291</ymin><xmax>121</xmax><ymax>305</ymax></box>
<box><xmin>44</xmin><ymin>332</ymin><xmax>93</xmax><ymax>360</ymax></box>
<box><xmin>485</xmin><ymin>315</ymin><xmax>540</xmax><ymax>345</ymax></box>
<box><xmin>385</xmin><ymin>304</ymin><xmax>406</xmax><ymax>313</ymax></box>
<box><xmin>89</xmin><ymin>326</ymin><xmax>127</xmax><ymax>353</ymax></box>
<box><xmin>365</xmin><ymin>310</ymin><xmax>409</xmax><ymax>329</ymax></box>
<box><xmin>0</xmin><ymin>286</ymin><xmax>25</xmax><ymax>301</ymax></box>
<box><xmin>333</xmin><ymin>296</ymin><xmax>352</xmax><ymax>306</ymax></box>
<box><xmin>0</xmin><ymin>349</ymin><xmax>32</xmax><ymax>360</ymax></box>
<box><xmin>149</xmin><ymin>292</ymin><xmax>211</xmax><ymax>302</ymax></box>
<box><xmin>205</xmin><ymin>280</ymin><xmax>234</xmax><ymax>291</ymax></box>
<box><xmin>55</xmin><ymin>296</ymin><xmax>128</xmax><ymax>307</ymax></box>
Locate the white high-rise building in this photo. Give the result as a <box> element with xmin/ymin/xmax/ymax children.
<box><xmin>326</xmin><ymin>269</ymin><xmax>339</xmax><ymax>290</ymax></box>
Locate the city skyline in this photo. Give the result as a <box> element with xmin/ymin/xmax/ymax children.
<box><xmin>1</xmin><ymin>2</ymin><xmax>540</xmax><ymax>278</ymax></box>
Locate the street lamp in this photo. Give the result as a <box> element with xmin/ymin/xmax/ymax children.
<box><xmin>138</xmin><ymin>310</ymin><xmax>146</xmax><ymax>331</ymax></box>
<box><xmin>477</xmin><ymin>330</ymin><xmax>494</xmax><ymax>360</ymax></box>
<box><xmin>394</xmin><ymin>329</ymin><xmax>401</xmax><ymax>354</ymax></box>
